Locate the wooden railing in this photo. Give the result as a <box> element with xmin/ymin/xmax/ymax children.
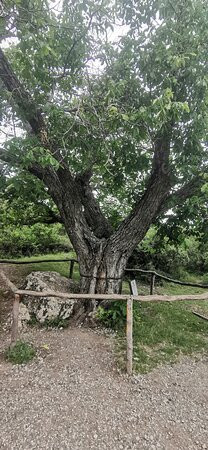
<box><xmin>1</xmin><ymin>269</ymin><xmax>208</xmax><ymax>375</ymax></box>
<box><xmin>0</xmin><ymin>258</ymin><xmax>78</xmax><ymax>279</ymax></box>
<box><xmin>1</xmin><ymin>258</ymin><xmax>208</xmax><ymax>292</ymax></box>
<box><xmin>126</xmin><ymin>268</ymin><xmax>208</xmax><ymax>293</ymax></box>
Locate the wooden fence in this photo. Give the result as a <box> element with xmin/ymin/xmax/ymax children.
<box><xmin>1</xmin><ymin>268</ymin><xmax>208</xmax><ymax>375</ymax></box>
<box><xmin>1</xmin><ymin>257</ymin><xmax>208</xmax><ymax>292</ymax></box>
<box><xmin>0</xmin><ymin>258</ymin><xmax>77</xmax><ymax>279</ymax></box>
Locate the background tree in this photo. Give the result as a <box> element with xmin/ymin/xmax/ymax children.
<box><xmin>0</xmin><ymin>171</ymin><xmax>61</xmax><ymax>226</ymax></box>
<box><xmin>0</xmin><ymin>0</ymin><xmax>207</xmax><ymax>294</ymax></box>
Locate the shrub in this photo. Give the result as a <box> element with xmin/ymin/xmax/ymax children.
<box><xmin>5</xmin><ymin>341</ymin><xmax>36</xmax><ymax>364</ymax></box>
<box><xmin>128</xmin><ymin>230</ymin><xmax>208</xmax><ymax>278</ymax></box>
<box><xmin>97</xmin><ymin>302</ymin><xmax>127</xmax><ymax>329</ymax></box>
<box><xmin>97</xmin><ymin>301</ymin><xmax>141</xmax><ymax>330</ymax></box>
<box><xmin>0</xmin><ymin>223</ymin><xmax>71</xmax><ymax>258</ymax></box>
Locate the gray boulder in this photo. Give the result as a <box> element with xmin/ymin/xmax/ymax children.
<box><xmin>19</xmin><ymin>271</ymin><xmax>80</xmax><ymax>327</ymax></box>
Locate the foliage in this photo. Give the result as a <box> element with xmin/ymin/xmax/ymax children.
<box><xmin>5</xmin><ymin>340</ymin><xmax>36</xmax><ymax>364</ymax></box>
<box><xmin>0</xmin><ymin>171</ymin><xmax>60</xmax><ymax>226</ymax></box>
<box><xmin>97</xmin><ymin>301</ymin><xmax>143</xmax><ymax>330</ymax></box>
<box><xmin>97</xmin><ymin>302</ymin><xmax>127</xmax><ymax>329</ymax></box>
<box><xmin>0</xmin><ymin>0</ymin><xmax>207</xmax><ymax>216</ymax></box>
<box><xmin>128</xmin><ymin>229</ymin><xmax>208</xmax><ymax>276</ymax></box>
<box><xmin>0</xmin><ymin>223</ymin><xmax>70</xmax><ymax>257</ymax></box>
<box><xmin>0</xmin><ymin>0</ymin><xmax>208</xmax><ymax>297</ymax></box>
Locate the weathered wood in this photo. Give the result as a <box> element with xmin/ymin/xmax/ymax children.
<box><xmin>16</xmin><ymin>290</ymin><xmax>130</xmax><ymax>300</ymax></box>
<box><xmin>11</xmin><ymin>294</ymin><xmax>20</xmax><ymax>346</ymax></box>
<box><xmin>14</xmin><ymin>289</ymin><xmax>208</xmax><ymax>302</ymax></box>
<box><xmin>1</xmin><ymin>258</ymin><xmax>208</xmax><ymax>289</ymax></box>
<box><xmin>130</xmin><ymin>280</ymin><xmax>138</xmax><ymax>296</ymax></box>
<box><xmin>192</xmin><ymin>311</ymin><xmax>208</xmax><ymax>321</ymax></box>
<box><xmin>1</xmin><ymin>268</ymin><xmax>208</xmax><ymax>378</ymax></box>
<box><xmin>150</xmin><ymin>273</ymin><xmax>155</xmax><ymax>295</ymax></box>
<box><xmin>125</xmin><ymin>268</ymin><xmax>208</xmax><ymax>289</ymax></box>
<box><xmin>126</xmin><ymin>297</ymin><xmax>133</xmax><ymax>375</ymax></box>
<box><xmin>0</xmin><ymin>258</ymin><xmax>77</xmax><ymax>265</ymax></box>
<box><xmin>0</xmin><ymin>270</ymin><xmax>18</xmax><ymax>293</ymax></box>
<box><xmin>69</xmin><ymin>260</ymin><xmax>75</xmax><ymax>279</ymax></box>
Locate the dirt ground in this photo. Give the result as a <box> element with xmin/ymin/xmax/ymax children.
<box><xmin>0</xmin><ymin>268</ymin><xmax>208</xmax><ymax>450</ymax></box>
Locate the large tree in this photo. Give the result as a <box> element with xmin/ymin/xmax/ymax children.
<box><xmin>0</xmin><ymin>0</ymin><xmax>207</xmax><ymax>294</ymax></box>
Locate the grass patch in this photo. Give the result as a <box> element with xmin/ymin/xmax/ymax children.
<box><xmin>14</xmin><ymin>251</ymin><xmax>80</xmax><ymax>281</ymax></box>
<box><xmin>115</xmin><ymin>299</ymin><xmax>208</xmax><ymax>373</ymax></box>
<box><xmin>98</xmin><ymin>273</ymin><xmax>208</xmax><ymax>373</ymax></box>
<box><xmin>159</xmin><ymin>280</ymin><xmax>208</xmax><ymax>296</ymax></box>
<box><xmin>5</xmin><ymin>340</ymin><xmax>36</xmax><ymax>364</ymax></box>
<box><xmin>122</xmin><ymin>273</ymin><xmax>208</xmax><ymax>296</ymax></box>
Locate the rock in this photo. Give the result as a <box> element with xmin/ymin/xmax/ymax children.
<box><xmin>19</xmin><ymin>271</ymin><xmax>80</xmax><ymax>327</ymax></box>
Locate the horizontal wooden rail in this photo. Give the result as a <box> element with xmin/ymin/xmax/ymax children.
<box><xmin>1</xmin><ymin>258</ymin><xmax>207</xmax><ymax>289</ymax></box>
<box><xmin>1</xmin><ymin>268</ymin><xmax>208</xmax><ymax>302</ymax></box>
<box><xmin>14</xmin><ymin>289</ymin><xmax>208</xmax><ymax>303</ymax></box>
<box><xmin>0</xmin><ymin>258</ymin><xmax>78</xmax><ymax>265</ymax></box>
<box><xmin>125</xmin><ymin>268</ymin><xmax>208</xmax><ymax>289</ymax></box>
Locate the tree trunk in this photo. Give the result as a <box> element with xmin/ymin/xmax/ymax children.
<box><xmin>74</xmin><ymin>239</ymin><xmax>128</xmax><ymax>295</ymax></box>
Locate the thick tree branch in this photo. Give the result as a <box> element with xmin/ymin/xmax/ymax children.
<box><xmin>159</xmin><ymin>176</ymin><xmax>205</xmax><ymax>217</ymax></box>
<box><xmin>0</xmin><ymin>49</ymin><xmax>102</xmax><ymax>258</ymax></box>
<box><xmin>0</xmin><ymin>48</ymin><xmax>111</xmax><ymax>234</ymax></box>
<box><xmin>108</xmin><ymin>134</ymin><xmax>171</xmax><ymax>256</ymax></box>
<box><xmin>0</xmin><ymin>48</ymin><xmax>46</xmax><ymax>135</ymax></box>
<box><xmin>0</xmin><ymin>146</ymin><xmax>54</xmax><ymax>185</ymax></box>
<box><xmin>75</xmin><ymin>170</ymin><xmax>113</xmax><ymax>239</ymax></box>
<box><xmin>0</xmin><ymin>48</ymin><xmax>64</xmax><ymax>165</ymax></box>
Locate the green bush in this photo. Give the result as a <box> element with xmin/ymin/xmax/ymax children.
<box><xmin>0</xmin><ymin>223</ymin><xmax>71</xmax><ymax>258</ymax></box>
<box><xmin>5</xmin><ymin>341</ymin><xmax>36</xmax><ymax>364</ymax></box>
<box><xmin>97</xmin><ymin>301</ymin><xmax>141</xmax><ymax>330</ymax></box>
<box><xmin>97</xmin><ymin>302</ymin><xmax>127</xmax><ymax>329</ymax></box>
<box><xmin>128</xmin><ymin>229</ymin><xmax>208</xmax><ymax>278</ymax></box>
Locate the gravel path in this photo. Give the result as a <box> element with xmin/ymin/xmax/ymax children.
<box><xmin>0</xmin><ymin>326</ymin><xmax>208</xmax><ymax>450</ymax></box>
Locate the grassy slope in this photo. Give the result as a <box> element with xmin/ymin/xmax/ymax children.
<box><xmin>3</xmin><ymin>252</ymin><xmax>208</xmax><ymax>373</ymax></box>
<box><xmin>15</xmin><ymin>251</ymin><xmax>79</xmax><ymax>280</ymax></box>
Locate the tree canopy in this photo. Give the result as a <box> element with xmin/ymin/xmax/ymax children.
<box><xmin>0</xmin><ymin>0</ymin><xmax>208</xmax><ymax>293</ymax></box>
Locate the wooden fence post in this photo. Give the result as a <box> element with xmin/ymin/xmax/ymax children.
<box><xmin>150</xmin><ymin>273</ymin><xmax>155</xmax><ymax>295</ymax></box>
<box><xmin>126</xmin><ymin>296</ymin><xmax>133</xmax><ymax>375</ymax></box>
<box><xmin>69</xmin><ymin>260</ymin><xmax>75</xmax><ymax>279</ymax></box>
<box><xmin>11</xmin><ymin>293</ymin><xmax>20</xmax><ymax>347</ymax></box>
<box><xmin>130</xmin><ymin>279</ymin><xmax>138</xmax><ymax>296</ymax></box>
